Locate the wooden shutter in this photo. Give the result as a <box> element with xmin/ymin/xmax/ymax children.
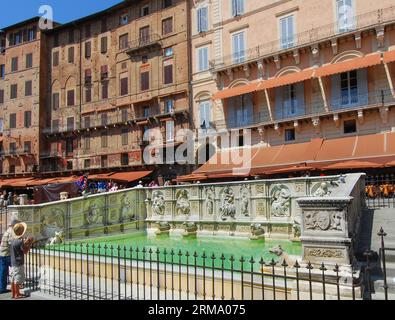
<box><xmin>85</xmin><ymin>42</ymin><xmax>91</xmax><ymax>58</ymax></box>
<box><xmin>164</xmin><ymin>64</ymin><xmax>173</xmax><ymax>84</ymax></box>
<box><xmin>101</xmin><ymin>37</ymin><xmax>108</xmax><ymax>53</ymax></box>
<box><xmin>120</xmin><ymin>77</ymin><xmax>128</xmax><ymax>95</ymax></box>
<box><xmin>357</xmin><ymin>68</ymin><xmax>368</xmax><ymax>105</ymax></box>
<box><xmin>0</xmin><ymin>90</ymin><xmax>4</xmax><ymax>104</ymax></box>
<box><xmin>295</xmin><ymin>82</ymin><xmax>305</xmax><ymax>116</ymax></box>
<box><xmin>141</xmin><ymin>71</ymin><xmax>149</xmax><ymax>91</ymax></box>
<box><xmin>275</xmin><ymin>87</ymin><xmax>283</xmax><ymax>119</ymax></box>
<box><xmin>331</xmin><ymin>74</ymin><xmax>341</xmax><ymax>109</ymax></box>
<box><xmin>68</xmin><ymin>47</ymin><xmax>74</xmax><ymax>63</ymax></box>
<box><xmin>67</xmin><ymin>90</ymin><xmax>75</xmax><ymax>106</ymax></box>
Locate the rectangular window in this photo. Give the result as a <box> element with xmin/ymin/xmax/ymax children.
<box><xmin>68</xmin><ymin>30</ymin><xmax>74</xmax><ymax>43</ymax></box>
<box><xmin>280</xmin><ymin>15</ymin><xmax>295</xmax><ymax>49</ymax></box>
<box><xmin>85</xmin><ymin>69</ymin><xmax>92</xmax><ymax>84</ymax></box>
<box><xmin>162</xmin><ymin>17</ymin><xmax>173</xmax><ymax>35</ymax></box>
<box><xmin>164</xmin><ymin>47</ymin><xmax>173</xmax><ymax>57</ymax></box>
<box><xmin>199</xmin><ymin>101</ymin><xmax>211</xmax><ymax>129</ymax></box>
<box><xmin>25</xmin><ymin>80</ymin><xmax>32</xmax><ymax>96</ymax></box>
<box><xmin>166</xmin><ymin>121</ymin><xmax>174</xmax><ymax>142</ymax></box>
<box><xmin>101</xmin><ymin>65</ymin><xmax>109</xmax><ymax>80</ymax></box>
<box><xmin>26</xmin><ymin>53</ymin><xmax>33</xmax><ymax>68</ymax></box>
<box><xmin>141</xmin><ymin>5</ymin><xmax>150</xmax><ymax>17</ymax></box>
<box><xmin>139</xmin><ymin>26</ymin><xmax>150</xmax><ymax>44</ymax></box>
<box><xmin>52</xmin><ymin>119</ymin><xmax>59</xmax><ymax>132</ymax></box>
<box><xmin>337</xmin><ymin>0</ymin><xmax>354</xmax><ymax>32</ymax></box>
<box><xmin>141</xmin><ymin>71</ymin><xmax>150</xmax><ymax>91</ymax></box>
<box><xmin>232</xmin><ymin>0</ymin><xmax>245</xmax><ymax>16</ymax></box>
<box><xmin>66</xmin><ymin>138</ymin><xmax>74</xmax><ymax>154</ymax></box>
<box><xmin>197</xmin><ymin>7</ymin><xmax>208</xmax><ymax>33</ymax></box>
<box><xmin>0</xmin><ymin>90</ymin><xmax>4</xmax><ymax>104</ymax></box>
<box><xmin>9</xmin><ymin>113</ymin><xmax>16</xmax><ymax>129</ymax></box>
<box><xmin>9</xmin><ymin>165</ymin><xmax>15</xmax><ymax>173</ymax></box>
<box><xmin>121</xmin><ymin>128</ymin><xmax>129</xmax><ymax>145</ymax></box>
<box><xmin>14</xmin><ymin>32</ymin><xmax>21</xmax><ymax>45</ymax></box>
<box><xmin>284</xmin><ymin>84</ymin><xmax>297</xmax><ymax>116</ymax></box>
<box><xmin>84</xmin><ymin>116</ymin><xmax>90</xmax><ymax>129</ymax></box>
<box><xmin>101</xmin><ymin>133</ymin><xmax>108</xmax><ymax>148</ymax></box>
<box><xmin>121</xmin><ymin>153</ymin><xmax>129</xmax><ymax>166</ymax></box>
<box><xmin>101</xmin><ymin>37</ymin><xmax>108</xmax><ymax>53</ymax></box>
<box><xmin>52</xmin><ymin>92</ymin><xmax>59</xmax><ymax>110</ymax></box>
<box><xmin>119</xmin><ymin>33</ymin><xmax>129</xmax><ymax>50</ymax></box>
<box><xmin>0</xmin><ymin>64</ymin><xmax>5</xmax><ymax>79</ymax></box>
<box><xmin>84</xmin><ymin>159</ymin><xmax>91</xmax><ymax>169</ymax></box>
<box><xmin>85</xmin><ymin>42</ymin><xmax>91</xmax><ymax>58</ymax></box>
<box><xmin>101</xmin><ymin>155</ymin><xmax>108</xmax><ymax>168</ymax></box>
<box><xmin>120</xmin><ymin>77</ymin><xmax>128</xmax><ymax>96</ymax></box>
<box><xmin>340</xmin><ymin>70</ymin><xmax>358</xmax><ymax>106</ymax></box>
<box><xmin>285</xmin><ymin>128</ymin><xmax>295</xmax><ymax>142</ymax></box>
<box><xmin>68</xmin><ymin>47</ymin><xmax>74</xmax><ymax>63</ymax></box>
<box><xmin>11</xmin><ymin>57</ymin><xmax>18</xmax><ymax>72</ymax></box>
<box><xmin>53</xmin><ymin>51</ymin><xmax>59</xmax><ymax>67</ymax></box>
<box><xmin>344</xmin><ymin>119</ymin><xmax>356</xmax><ymax>134</ymax></box>
<box><xmin>85</xmin><ymin>88</ymin><xmax>92</xmax><ymax>103</ymax></box>
<box><xmin>23</xmin><ymin>141</ymin><xmax>31</xmax><ymax>154</ymax></box>
<box><xmin>198</xmin><ymin>46</ymin><xmax>209</xmax><ymax>71</ymax></box>
<box><xmin>84</xmin><ymin>135</ymin><xmax>90</xmax><ymax>150</ymax></box>
<box><xmin>121</xmin><ymin>109</ymin><xmax>128</xmax><ymax>122</ymax></box>
<box><xmin>232</xmin><ymin>31</ymin><xmax>245</xmax><ymax>63</ymax></box>
<box><xmin>10</xmin><ymin>84</ymin><xmax>17</xmax><ymax>99</ymax></box>
<box><xmin>164</xmin><ymin>64</ymin><xmax>173</xmax><ymax>84</ymax></box>
<box><xmin>66</xmin><ymin>161</ymin><xmax>73</xmax><ymax>170</ymax></box>
<box><xmin>27</xmin><ymin>27</ymin><xmax>36</xmax><ymax>41</ymax></box>
<box><xmin>67</xmin><ymin>117</ymin><xmax>74</xmax><ymax>131</ymax></box>
<box><xmin>101</xmin><ymin>113</ymin><xmax>108</xmax><ymax>126</ymax></box>
<box><xmin>163</xmin><ymin>0</ymin><xmax>172</xmax><ymax>8</ymax></box>
<box><xmin>9</xmin><ymin>142</ymin><xmax>17</xmax><ymax>155</ymax></box>
<box><xmin>67</xmin><ymin>90</ymin><xmax>75</xmax><ymax>106</ymax></box>
<box><xmin>24</xmin><ymin>111</ymin><xmax>32</xmax><ymax>128</ymax></box>
<box><xmin>102</xmin><ymin>83</ymin><xmax>108</xmax><ymax>99</ymax></box>
<box><xmin>143</xmin><ymin>106</ymin><xmax>150</xmax><ymax>118</ymax></box>
<box><xmin>165</xmin><ymin>99</ymin><xmax>174</xmax><ymax>113</ymax></box>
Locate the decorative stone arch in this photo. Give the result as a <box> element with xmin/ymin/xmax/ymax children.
<box><xmin>194</xmin><ymin>90</ymin><xmax>212</xmax><ymax>102</ymax></box>
<box><xmin>64</xmin><ymin>76</ymin><xmax>77</xmax><ymax>90</ymax></box>
<box><xmin>51</xmin><ymin>79</ymin><xmax>61</xmax><ymax>91</ymax></box>
<box><xmin>227</xmin><ymin>78</ymin><xmax>249</xmax><ymax>88</ymax></box>
<box><xmin>331</xmin><ymin>50</ymin><xmax>363</xmax><ymax>64</ymax></box>
<box><xmin>275</xmin><ymin>66</ymin><xmax>302</xmax><ymax>78</ymax></box>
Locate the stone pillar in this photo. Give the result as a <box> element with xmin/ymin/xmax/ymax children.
<box><xmin>19</xmin><ymin>194</ymin><xmax>28</xmax><ymax>205</ymax></box>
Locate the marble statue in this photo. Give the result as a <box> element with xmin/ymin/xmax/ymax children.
<box><xmin>176</xmin><ymin>189</ymin><xmax>191</xmax><ymax>216</ymax></box>
<box><xmin>271</xmin><ymin>186</ymin><xmax>291</xmax><ymax>217</ymax></box>
<box><xmin>269</xmin><ymin>245</ymin><xmax>284</xmax><ymax>256</ymax></box>
<box><xmin>219</xmin><ymin>187</ymin><xmax>236</xmax><ymax>221</ymax></box>
<box><xmin>152</xmin><ymin>191</ymin><xmax>165</xmax><ymax>216</ymax></box>
<box><xmin>250</xmin><ymin>223</ymin><xmax>265</xmax><ymax>240</ymax></box>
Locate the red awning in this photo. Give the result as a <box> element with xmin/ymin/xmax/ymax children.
<box><xmin>0</xmin><ymin>178</ymin><xmax>35</xmax><ymax>188</ymax></box>
<box><xmin>108</xmin><ymin>171</ymin><xmax>152</xmax><ymax>183</ymax></box>
<box><xmin>89</xmin><ymin>173</ymin><xmax>116</xmax><ymax>180</ymax></box>
<box><xmin>315</xmin><ymin>53</ymin><xmax>382</xmax><ymax>78</ymax></box>
<box><xmin>212</xmin><ymin>82</ymin><xmax>262</xmax><ymax>100</ymax></box>
<box><xmin>318</xmin><ymin>160</ymin><xmax>384</xmax><ymax>170</ymax></box>
<box><xmin>383</xmin><ymin>50</ymin><xmax>395</xmax><ymax>64</ymax></box>
<box><xmin>262</xmin><ymin>164</ymin><xmax>315</xmax><ymax>175</ymax></box>
<box><xmin>176</xmin><ymin>174</ymin><xmax>208</xmax><ymax>183</ymax></box>
<box><xmin>260</xmin><ymin>68</ymin><xmax>316</xmax><ymax>90</ymax></box>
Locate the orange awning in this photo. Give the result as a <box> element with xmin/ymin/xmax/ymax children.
<box><xmin>212</xmin><ymin>82</ymin><xmax>262</xmax><ymax>100</ymax></box>
<box><xmin>260</xmin><ymin>68</ymin><xmax>316</xmax><ymax>90</ymax></box>
<box><xmin>176</xmin><ymin>174</ymin><xmax>208</xmax><ymax>183</ymax></box>
<box><xmin>262</xmin><ymin>164</ymin><xmax>315</xmax><ymax>175</ymax></box>
<box><xmin>0</xmin><ymin>178</ymin><xmax>35</xmax><ymax>188</ymax></box>
<box><xmin>89</xmin><ymin>173</ymin><xmax>115</xmax><ymax>180</ymax></box>
<box><xmin>383</xmin><ymin>50</ymin><xmax>395</xmax><ymax>64</ymax></box>
<box><xmin>319</xmin><ymin>160</ymin><xmax>384</xmax><ymax>170</ymax></box>
<box><xmin>315</xmin><ymin>53</ymin><xmax>382</xmax><ymax>78</ymax></box>
<box><xmin>108</xmin><ymin>171</ymin><xmax>152</xmax><ymax>183</ymax></box>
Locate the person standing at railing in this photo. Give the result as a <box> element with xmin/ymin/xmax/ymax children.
<box><xmin>0</xmin><ymin>219</ymin><xmax>20</xmax><ymax>294</ymax></box>
<box><xmin>9</xmin><ymin>222</ymin><xmax>33</xmax><ymax>299</ymax></box>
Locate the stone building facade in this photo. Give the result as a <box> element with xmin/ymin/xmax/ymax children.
<box><xmin>190</xmin><ymin>0</ymin><xmax>395</xmax><ymax>162</ymax></box>
<box><xmin>0</xmin><ymin>18</ymin><xmax>49</xmax><ymax>175</ymax></box>
<box><xmin>41</xmin><ymin>0</ymin><xmax>191</xmax><ymax>179</ymax></box>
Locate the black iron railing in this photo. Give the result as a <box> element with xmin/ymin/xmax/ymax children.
<box><xmin>365</xmin><ymin>174</ymin><xmax>395</xmax><ymax>209</ymax></box>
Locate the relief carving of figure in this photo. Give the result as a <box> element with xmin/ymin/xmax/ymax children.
<box><xmin>271</xmin><ymin>185</ymin><xmax>291</xmax><ymax>217</ymax></box>
<box><xmin>330</xmin><ymin>212</ymin><xmax>343</xmax><ymax>231</ymax></box>
<box><xmin>305</xmin><ymin>211</ymin><xmax>343</xmax><ymax>231</ymax></box>
<box><xmin>240</xmin><ymin>186</ymin><xmax>250</xmax><ymax>217</ymax></box>
<box><xmin>41</xmin><ymin>208</ymin><xmax>65</xmax><ymax>238</ymax></box>
<box><xmin>313</xmin><ymin>180</ymin><xmax>341</xmax><ymax>197</ymax></box>
<box><xmin>152</xmin><ymin>191</ymin><xmax>165</xmax><ymax>216</ymax></box>
<box><xmin>219</xmin><ymin>187</ymin><xmax>236</xmax><ymax>221</ymax></box>
<box><xmin>119</xmin><ymin>193</ymin><xmax>135</xmax><ymax>222</ymax></box>
<box><xmin>176</xmin><ymin>189</ymin><xmax>191</xmax><ymax>216</ymax></box>
<box><xmin>86</xmin><ymin>202</ymin><xmax>104</xmax><ymax>226</ymax></box>
<box><xmin>205</xmin><ymin>187</ymin><xmax>215</xmax><ymax>215</ymax></box>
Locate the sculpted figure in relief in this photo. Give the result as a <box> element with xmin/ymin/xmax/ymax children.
<box><xmin>205</xmin><ymin>187</ymin><xmax>215</xmax><ymax>215</ymax></box>
<box><xmin>176</xmin><ymin>189</ymin><xmax>191</xmax><ymax>216</ymax></box>
<box><xmin>120</xmin><ymin>193</ymin><xmax>135</xmax><ymax>222</ymax></box>
<box><xmin>219</xmin><ymin>187</ymin><xmax>236</xmax><ymax>221</ymax></box>
<box><xmin>240</xmin><ymin>186</ymin><xmax>250</xmax><ymax>217</ymax></box>
<box><xmin>86</xmin><ymin>202</ymin><xmax>104</xmax><ymax>225</ymax></box>
<box><xmin>271</xmin><ymin>185</ymin><xmax>291</xmax><ymax>217</ymax></box>
<box><xmin>152</xmin><ymin>191</ymin><xmax>165</xmax><ymax>216</ymax></box>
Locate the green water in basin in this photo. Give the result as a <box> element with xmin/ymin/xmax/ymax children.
<box><xmin>50</xmin><ymin>233</ymin><xmax>302</xmax><ymax>271</ymax></box>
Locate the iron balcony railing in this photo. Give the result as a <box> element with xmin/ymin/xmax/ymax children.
<box><xmin>226</xmin><ymin>89</ymin><xmax>394</xmax><ymax>129</ymax></box>
<box><xmin>125</xmin><ymin>33</ymin><xmax>162</xmax><ymax>54</ymax></box>
<box><xmin>211</xmin><ymin>6</ymin><xmax>395</xmax><ymax>70</ymax></box>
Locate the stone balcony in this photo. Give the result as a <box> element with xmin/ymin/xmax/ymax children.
<box><xmin>125</xmin><ymin>33</ymin><xmax>162</xmax><ymax>56</ymax></box>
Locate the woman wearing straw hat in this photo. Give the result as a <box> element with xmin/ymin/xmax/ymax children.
<box><xmin>9</xmin><ymin>222</ymin><xmax>33</xmax><ymax>299</ymax></box>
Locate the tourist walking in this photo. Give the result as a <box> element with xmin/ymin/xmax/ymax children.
<box><xmin>10</xmin><ymin>222</ymin><xmax>33</xmax><ymax>299</ymax></box>
<box><xmin>0</xmin><ymin>220</ymin><xmax>20</xmax><ymax>293</ymax></box>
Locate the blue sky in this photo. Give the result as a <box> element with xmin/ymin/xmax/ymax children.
<box><xmin>1</xmin><ymin>0</ymin><xmax>122</xmax><ymax>29</ymax></box>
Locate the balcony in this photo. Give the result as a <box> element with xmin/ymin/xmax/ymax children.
<box><xmin>125</xmin><ymin>33</ymin><xmax>162</xmax><ymax>56</ymax></box>
<box><xmin>211</xmin><ymin>5</ymin><xmax>395</xmax><ymax>72</ymax></box>
<box><xmin>225</xmin><ymin>89</ymin><xmax>394</xmax><ymax>129</ymax></box>
<box><xmin>40</xmin><ymin>151</ymin><xmax>64</xmax><ymax>159</ymax></box>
